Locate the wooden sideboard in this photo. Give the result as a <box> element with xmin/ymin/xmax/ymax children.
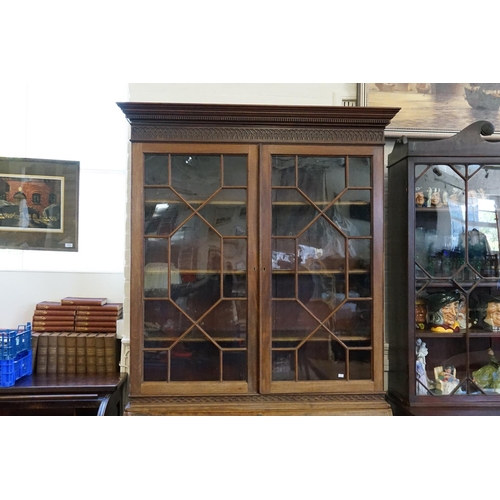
<box><xmin>0</xmin><ymin>373</ymin><xmax>128</xmax><ymax>416</ymax></box>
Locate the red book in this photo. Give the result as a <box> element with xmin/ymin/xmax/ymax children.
<box><xmin>75</xmin><ymin>326</ymin><xmax>116</xmax><ymax>333</ymax></box>
<box><xmin>32</xmin><ymin>309</ymin><xmax>76</xmax><ymax>317</ymax></box>
<box><xmin>75</xmin><ymin>321</ymin><xmax>117</xmax><ymax>328</ymax></box>
<box><xmin>36</xmin><ymin>301</ymin><xmax>77</xmax><ymax>311</ymax></box>
<box><xmin>32</xmin><ymin>320</ymin><xmax>76</xmax><ymax>327</ymax></box>
<box><xmin>76</xmin><ymin>303</ymin><xmax>122</xmax><ymax>312</ymax></box>
<box><xmin>33</xmin><ymin>326</ymin><xmax>75</xmax><ymax>332</ymax></box>
<box><xmin>75</xmin><ymin>315</ymin><xmax>119</xmax><ymax>322</ymax></box>
<box><xmin>75</xmin><ymin>311</ymin><xmax>121</xmax><ymax>318</ymax></box>
<box><xmin>61</xmin><ymin>297</ymin><xmax>108</xmax><ymax>306</ymax></box>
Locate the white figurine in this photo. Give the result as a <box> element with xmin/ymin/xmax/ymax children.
<box><xmin>416</xmin><ymin>338</ymin><xmax>431</xmax><ymax>395</ymax></box>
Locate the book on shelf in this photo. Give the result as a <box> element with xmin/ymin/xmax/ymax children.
<box><xmin>35</xmin><ymin>301</ymin><xmax>78</xmax><ymax>311</ymax></box>
<box><xmin>66</xmin><ymin>332</ymin><xmax>78</xmax><ymax>375</ymax></box>
<box><xmin>32</xmin><ymin>320</ymin><xmax>75</xmax><ymax>328</ymax></box>
<box><xmin>31</xmin><ymin>331</ymin><xmax>40</xmax><ymax>372</ymax></box>
<box><xmin>75</xmin><ymin>311</ymin><xmax>121</xmax><ymax>319</ymax></box>
<box><xmin>85</xmin><ymin>333</ymin><xmax>97</xmax><ymax>375</ymax></box>
<box><xmin>36</xmin><ymin>332</ymin><xmax>50</xmax><ymax>375</ymax></box>
<box><xmin>32</xmin><ymin>309</ymin><xmax>77</xmax><ymax>317</ymax></box>
<box><xmin>33</xmin><ymin>326</ymin><xmax>75</xmax><ymax>332</ymax></box>
<box><xmin>57</xmin><ymin>332</ymin><xmax>67</xmax><ymax>374</ymax></box>
<box><xmin>47</xmin><ymin>333</ymin><xmax>58</xmax><ymax>374</ymax></box>
<box><xmin>95</xmin><ymin>333</ymin><xmax>106</xmax><ymax>375</ymax></box>
<box><xmin>76</xmin><ymin>333</ymin><xmax>87</xmax><ymax>374</ymax></box>
<box><xmin>104</xmin><ymin>333</ymin><xmax>117</xmax><ymax>374</ymax></box>
<box><xmin>76</xmin><ymin>302</ymin><xmax>122</xmax><ymax>312</ymax></box>
<box><xmin>75</xmin><ymin>320</ymin><xmax>117</xmax><ymax>328</ymax></box>
<box><xmin>61</xmin><ymin>297</ymin><xmax>108</xmax><ymax>306</ymax></box>
<box><xmin>75</xmin><ymin>326</ymin><xmax>116</xmax><ymax>333</ymax></box>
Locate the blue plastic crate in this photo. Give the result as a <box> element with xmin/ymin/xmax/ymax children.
<box><xmin>0</xmin><ymin>349</ymin><xmax>32</xmax><ymax>387</ymax></box>
<box><xmin>0</xmin><ymin>323</ymin><xmax>32</xmax><ymax>360</ymax></box>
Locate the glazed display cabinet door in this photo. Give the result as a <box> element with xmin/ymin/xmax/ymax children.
<box><xmin>260</xmin><ymin>145</ymin><xmax>385</xmax><ymax>394</ymax></box>
<box><xmin>131</xmin><ymin>143</ymin><xmax>259</xmax><ymax>395</ymax></box>
<box><xmin>413</xmin><ymin>160</ymin><xmax>500</xmax><ymax>397</ymax></box>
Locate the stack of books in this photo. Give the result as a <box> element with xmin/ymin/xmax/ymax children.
<box><xmin>32</xmin><ymin>331</ymin><xmax>119</xmax><ymax>375</ymax></box>
<box><xmin>32</xmin><ymin>297</ymin><xmax>123</xmax><ymax>333</ymax></box>
<box><xmin>30</xmin><ymin>297</ymin><xmax>123</xmax><ymax>375</ymax></box>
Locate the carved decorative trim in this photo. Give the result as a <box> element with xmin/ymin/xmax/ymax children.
<box><xmin>131</xmin><ymin>126</ymin><xmax>384</xmax><ymax>144</ymax></box>
<box><xmin>130</xmin><ymin>393</ymin><xmax>387</xmax><ymax>406</ymax></box>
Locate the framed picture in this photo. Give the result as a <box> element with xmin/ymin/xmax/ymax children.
<box><xmin>358</xmin><ymin>83</ymin><xmax>500</xmax><ymax>138</ymax></box>
<box><xmin>0</xmin><ymin>156</ymin><xmax>79</xmax><ymax>251</ymax></box>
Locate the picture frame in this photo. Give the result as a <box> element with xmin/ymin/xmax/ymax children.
<box><xmin>358</xmin><ymin>83</ymin><xmax>500</xmax><ymax>138</ymax></box>
<box><xmin>0</xmin><ymin>156</ymin><xmax>79</xmax><ymax>251</ymax></box>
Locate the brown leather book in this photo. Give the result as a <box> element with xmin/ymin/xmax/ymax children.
<box><xmin>31</xmin><ymin>331</ymin><xmax>40</xmax><ymax>372</ymax></box>
<box><xmin>75</xmin><ymin>321</ymin><xmax>117</xmax><ymax>328</ymax></box>
<box><xmin>36</xmin><ymin>332</ymin><xmax>50</xmax><ymax>375</ymax></box>
<box><xmin>61</xmin><ymin>297</ymin><xmax>107</xmax><ymax>306</ymax></box>
<box><xmin>65</xmin><ymin>332</ymin><xmax>78</xmax><ymax>375</ymax></box>
<box><xmin>33</xmin><ymin>326</ymin><xmax>75</xmax><ymax>332</ymax></box>
<box><xmin>75</xmin><ymin>326</ymin><xmax>116</xmax><ymax>333</ymax></box>
<box><xmin>32</xmin><ymin>309</ymin><xmax>76</xmax><ymax>317</ymax></box>
<box><xmin>75</xmin><ymin>311</ymin><xmax>121</xmax><ymax>318</ymax></box>
<box><xmin>47</xmin><ymin>333</ymin><xmax>58</xmax><ymax>374</ymax></box>
<box><xmin>76</xmin><ymin>303</ymin><xmax>122</xmax><ymax>311</ymax></box>
<box><xmin>76</xmin><ymin>333</ymin><xmax>87</xmax><ymax>374</ymax></box>
<box><xmin>85</xmin><ymin>333</ymin><xmax>97</xmax><ymax>374</ymax></box>
<box><xmin>95</xmin><ymin>333</ymin><xmax>106</xmax><ymax>375</ymax></box>
<box><xmin>104</xmin><ymin>333</ymin><xmax>117</xmax><ymax>374</ymax></box>
<box><xmin>57</xmin><ymin>332</ymin><xmax>67</xmax><ymax>374</ymax></box>
<box><xmin>36</xmin><ymin>301</ymin><xmax>78</xmax><ymax>311</ymax></box>
<box><xmin>32</xmin><ymin>320</ymin><xmax>75</xmax><ymax>327</ymax></box>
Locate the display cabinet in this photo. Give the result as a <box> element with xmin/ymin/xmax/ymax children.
<box><xmin>387</xmin><ymin>120</ymin><xmax>500</xmax><ymax>416</ymax></box>
<box><xmin>118</xmin><ymin>102</ymin><xmax>399</xmax><ymax>415</ymax></box>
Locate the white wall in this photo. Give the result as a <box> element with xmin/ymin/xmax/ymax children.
<box><xmin>0</xmin><ymin>82</ymin><xmax>129</xmax><ymax>328</ymax></box>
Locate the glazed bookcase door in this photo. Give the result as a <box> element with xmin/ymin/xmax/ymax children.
<box><xmin>131</xmin><ymin>143</ymin><xmax>259</xmax><ymax>395</ymax></box>
<box><xmin>260</xmin><ymin>145</ymin><xmax>385</xmax><ymax>394</ymax></box>
<box><xmin>413</xmin><ymin>159</ymin><xmax>500</xmax><ymax>398</ymax></box>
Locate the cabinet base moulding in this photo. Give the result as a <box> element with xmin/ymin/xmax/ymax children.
<box><xmin>125</xmin><ymin>393</ymin><xmax>392</xmax><ymax>416</ymax></box>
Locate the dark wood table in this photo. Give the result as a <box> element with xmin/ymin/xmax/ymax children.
<box><xmin>0</xmin><ymin>373</ymin><xmax>129</xmax><ymax>416</ymax></box>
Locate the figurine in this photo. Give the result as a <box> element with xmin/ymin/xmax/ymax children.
<box><xmin>427</xmin><ymin>291</ymin><xmax>461</xmax><ymax>333</ymax></box>
<box><xmin>478</xmin><ymin>295</ymin><xmax>500</xmax><ymax>331</ymax></box>
<box><xmin>435</xmin><ymin>365</ymin><xmax>460</xmax><ymax>395</ymax></box>
<box><xmin>430</xmin><ymin>188</ymin><xmax>443</xmax><ymax>207</ymax></box>
<box><xmin>415</xmin><ymin>189</ymin><xmax>425</xmax><ymax>207</ymax></box>
<box><xmin>472</xmin><ymin>348</ymin><xmax>500</xmax><ymax>393</ymax></box>
<box><xmin>426</xmin><ymin>187</ymin><xmax>432</xmax><ymax>207</ymax></box>
<box><xmin>416</xmin><ymin>338</ymin><xmax>431</xmax><ymax>395</ymax></box>
<box><xmin>415</xmin><ymin>297</ymin><xmax>427</xmax><ymax>330</ymax></box>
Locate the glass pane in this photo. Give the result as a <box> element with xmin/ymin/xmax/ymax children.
<box><xmin>349</xmin><ymin>157</ymin><xmax>371</xmax><ymax>187</ymax></box>
<box><xmin>272</xmin><ymin>189</ymin><xmax>320</xmax><ymax>237</ymax></box>
<box><xmin>202</xmin><ymin>300</ymin><xmax>247</xmax><ymax>348</ymax></box>
<box><xmin>272</xmin><ymin>156</ymin><xmax>295</xmax><ymax>186</ymax></box>
<box><xmin>223</xmin><ymin>155</ymin><xmax>247</xmax><ymax>186</ymax></box>
<box><xmin>272</xmin><ymin>351</ymin><xmax>295</xmax><ymax>380</ymax></box>
<box><xmin>198</xmin><ymin>189</ymin><xmax>247</xmax><ymax>236</ymax></box>
<box><xmin>171</xmin><ymin>155</ymin><xmax>221</xmax><ymax>202</ymax></box>
<box><xmin>144</xmin><ymin>154</ymin><xmax>168</xmax><ymax>185</ymax></box>
<box><xmin>144</xmin><ymin>300</ymin><xmax>192</xmax><ymax>347</ymax></box>
<box><xmin>223</xmin><ymin>351</ymin><xmax>247</xmax><ymax>380</ymax></box>
<box><xmin>415</xmin><ymin>164</ymin><xmax>465</xmax><ymax>276</ymax></box>
<box><xmin>145</xmin><ymin>188</ymin><xmax>193</xmax><ymax>236</ymax></box>
<box><xmin>297</xmin><ymin>156</ymin><xmax>346</xmax><ymax>202</ymax></box>
<box><xmin>272</xmin><ymin>300</ymin><xmax>319</xmax><ymax>347</ymax></box>
<box><xmin>170</xmin><ymin>328</ymin><xmax>220</xmax><ymax>381</ymax></box>
<box><xmin>144</xmin><ymin>351</ymin><xmax>168</xmax><ymax>381</ymax></box>
<box><xmin>144</xmin><ymin>238</ymin><xmax>169</xmax><ymax>297</ymax></box>
<box><xmin>325</xmin><ymin>190</ymin><xmax>371</xmax><ymax>236</ymax></box>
